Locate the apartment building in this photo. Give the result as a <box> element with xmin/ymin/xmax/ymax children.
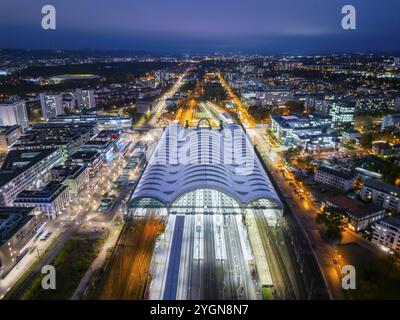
<box><xmin>372</xmin><ymin>216</ymin><xmax>400</xmax><ymax>252</ymax></box>
<box><xmin>314</xmin><ymin>166</ymin><xmax>355</xmax><ymax>192</ymax></box>
<box><xmin>361</xmin><ymin>179</ymin><xmax>400</xmax><ymax>213</ymax></box>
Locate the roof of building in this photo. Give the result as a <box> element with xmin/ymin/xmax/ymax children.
<box><xmin>69</xmin><ymin>150</ymin><xmax>100</xmax><ymax>160</ymax></box>
<box><xmin>385</xmin><ymin>113</ymin><xmax>400</xmax><ymax>120</ymax></box>
<box><xmin>15</xmin><ymin>181</ymin><xmax>68</xmax><ymax>202</ymax></box>
<box><xmin>380</xmin><ymin>216</ymin><xmax>400</xmax><ymax>229</ymax></box>
<box><xmin>82</xmin><ymin>140</ymin><xmax>112</xmax><ymax>148</ymax></box>
<box><xmin>0</xmin><ymin>125</ymin><xmax>20</xmax><ymax>135</ymax></box>
<box><xmin>0</xmin><ymin>206</ymin><xmax>36</xmax><ymax>245</ymax></box>
<box><xmin>0</xmin><ymin>148</ymin><xmax>60</xmax><ymax>188</ymax></box>
<box><xmin>270</xmin><ymin>114</ymin><xmax>309</xmax><ymax>129</ymax></box>
<box><xmin>51</xmin><ymin>165</ymin><xmax>86</xmax><ymax>179</ymax></box>
<box><xmin>49</xmin><ymin>114</ymin><xmax>131</xmax><ymax>122</ymax></box>
<box><xmin>325</xmin><ymin>195</ymin><xmax>383</xmax><ymax>219</ymax></box>
<box><xmin>317</xmin><ymin>166</ymin><xmax>354</xmax><ymax>180</ymax></box>
<box><xmin>131</xmin><ymin>123</ymin><xmax>282</xmax><ymax>207</ymax></box>
<box><xmin>364</xmin><ymin>179</ymin><xmax>400</xmax><ymax>196</ymax></box>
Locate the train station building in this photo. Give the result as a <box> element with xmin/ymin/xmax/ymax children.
<box><xmin>128</xmin><ymin>122</ymin><xmax>283</xmax><ymax>223</ymax></box>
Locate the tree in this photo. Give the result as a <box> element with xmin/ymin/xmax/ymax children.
<box><xmin>316</xmin><ymin>206</ymin><xmax>347</xmax><ymax>239</ymax></box>
<box><xmin>284</xmin><ymin>100</ymin><xmax>305</xmax><ymax>113</ymax></box>
<box><xmin>282</xmin><ymin>147</ymin><xmax>303</xmax><ymax>163</ymax></box>
<box><xmin>360</xmin><ymin>132</ymin><xmax>373</xmax><ymax>148</ymax></box>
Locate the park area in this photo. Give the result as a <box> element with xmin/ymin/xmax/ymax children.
<box><xmin>338</xmin><ymin>242</ymin><xmax>400</xmax><ymax>299</ymax></box>
<box><xmin>20</xmin><ymin>237</ymin><xmax>103</xmax><ymax>300</ymax></box>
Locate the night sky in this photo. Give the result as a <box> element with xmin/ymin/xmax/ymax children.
<box><xmin>1</xmin><ymin>0</ymin><xmax>399</xmax><ymax>54</ymax></box>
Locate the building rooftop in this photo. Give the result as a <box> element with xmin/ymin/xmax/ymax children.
<box><xmin>51</xmin><ymin>165</ymin><xmax>86</xmax><ymax>179</ymax></box>
<box><xmin>385</xmin><ymin>114</ymin><xmax>400</xmax><ymax>119</ymax></box>
<box><xmin>0</xmin><ymin>148</ymin><xmax>60</xmax><ymax>188</ymax></box>
<box><xmin>131</xmin><ymin>123</ymin><xmax>282</xmax><ymax>207</ymax></box>
<box><xmin>0</xmin><ymin>206</ymin><xmax>36</xmax><ymax>245</ymax></box>
<box><xmin>69</xmin><ymin>150</ymin><xmax>100</xmax><ymax>161</ymax></box>
<box><xmin>82</xmin><ymin>140</ymin><xmax>112</xmax><ymax>147</ymax></box>
<box><xmin>15</xmin><ymin>181</ymin><xmax>68</xmax><ymax>202</ymax></box>
<box><xmin>364</xmin><ymin>179</ymin><xmax>400</xmax><ymax>197</ymax></box>
<box><xmin>317</xmin><ymin>166</ymin><xmax>354</xmax><ymax>180</ymax></box>
<box><xmin>0</xmin><ymin>125</ymin><xmax>20</xmax><ymax>135</ymax></box>
<box><xmin>325</xmin><ymin>195</ymin><xmax>383</xmax><ymax>219</ymax></box>
<box><xmin>380</xmin><ymin>216</ymin><xmax>400</xmax><ymax>229</ymax></box>
<box><xmin>50</xmin><ymin>114</ymin><xmax>131</xmax><ymax>121</ymax></box>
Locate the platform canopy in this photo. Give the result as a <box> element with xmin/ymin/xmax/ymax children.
<box><xmin>129</xmin><ymin>123</ymin><xmax>282</xmax><ymax>212</ymax></box>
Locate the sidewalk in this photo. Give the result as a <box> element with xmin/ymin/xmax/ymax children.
<box><xmin>70</xmin><ymin>224</ymin><xmax>123</xmax><ymax>300</ymax></box>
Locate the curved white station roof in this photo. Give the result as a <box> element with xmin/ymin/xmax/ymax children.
<box><xmin>132</xmin><ymin>123</ymin><xmax>282</xmax><ymax>207</ymax></box>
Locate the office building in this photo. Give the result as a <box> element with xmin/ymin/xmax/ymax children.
<box><xmin>136</xmin><ymin>100</ymin><xmax>152</xmax><ymax>114</ymax></box>
<box><xmin>372</xmin><ymin>142</ymin><xmax>393</xmax><ymax>156</ymax></box>
<box><xmin>355</xmin><ymin>96</ymin><xmax>395</xmax><ymax>113</ymax></box>
<box><xmin>342</xmin><ymin>129</ymin><xmax>361</xmax><ymax>144</ymax></box>
<box><xmin>40</xmin><ymin>94</ymin><xmax>64</xmax><ymax>120</ymax></box>
<box><xmin>49</xmin><ymin>114</ymin><xmax>132</xmax><ymax>131</ymax></box>
<box><xmin>314</xmin><ymin>166</ymin><xmax>355</xmax><ymax>192</ymax></box>
<box><xmin>0</xmin><ymin>125</ymin><xmax>22</xmax><ymax>154</ymax></box>
<box><xmin>75</xmin><ymin>89</ymin><xmax>96</xmax><ymax>110</ymax></box>
<box><xmin>51</xmin><ymin>165</ymin><xmax>89</xmax><ymax>197</ymax></box>
<box><xmin>12</xmin><ymin>123</ymin><xmax>93</xmax><ymax>159</ymax></box>
<box><xmin>0</xmin><ymin>206</ymin><xmax>46</xmax><ymax>277</ymax></box>
<box><xmin>328</xmin><ymin>101</ymin><xmax>355</xmax><ymax>125</ymax></box>
<box><xmin>68</xmin><ymin>151</ymin><xmax>103</xmax><ymax>175</ymax></box>
<box><xmin>13</xmin><ymin>181</ymin><xmax>71</xmax><ymax>220</ymax></box>
<box><xmin>381</xmin><ymin>114</ymin><xmax>400</xmax><ymax>130</ymax></box>
<box><xmin>79</xmin><ymin>140</ymin><xmax>114</xmax><ymax>162</ymax></box>
<box><xmin>0</xmin><ymin>101</ymin><xmax>29</xmax><ymax>131</ymax></box>
<box><xmin>0</xmin><ymin>148</ymin><xmax>63</xmax><ymax>206</ymax></box>
<box><xmin>270</xmin><ymin>114</ymin><xmax>339</xmax><ymax>152</ymax></box>
<box><xmin>255</xmin><ymin>88</ymin><xmax>293</xmax><ymax>105</ymax></box>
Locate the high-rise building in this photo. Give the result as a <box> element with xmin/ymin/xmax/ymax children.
<box><xmin>75</xmin><ymin>89</ymin><xmax>96</xmax><ymax>110</ymax></box>
<box><xmin>328</xmin><ymin>101</ymin><xmax>355</xmax><ymax>125</ymax></box>
<box><xmin>62</xmin><ymin>93</ymin><xmax>76</xmax><ymax>111</ymax></box>
<box><xmin>40</xmin><ymin>94</ymin><xmax>64</xmax><ymax>120</ymax></box>
<box><xmin>0</xmin><ymin>101</ymin><xmax>29</xmax><ymax>131</ymax></box>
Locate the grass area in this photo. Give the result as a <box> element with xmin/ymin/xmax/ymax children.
<box><xmin>20</xmin><ymin>238</ymin><xmax>103</xmax><ymax>300</ymax></box>
<box><xmin>338</xmin><ymin>243</ymin><xmax>400</xmax><ymax>300</ymax></box>
<box><xmin>82</xmin><ymin>225</ymin><xmax>125</xmax><ymax>300</ymax></box>
<box><xmin>344</xmin><ymin>254</ymin><xmax>400</xmax><ymax>300</ymax></box>
<box><xmin>262</xmin><ymin>287</ymin><xmax>273</xmax><ymax>300</ymax></box>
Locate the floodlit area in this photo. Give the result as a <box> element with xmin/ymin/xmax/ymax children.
<box><xmin>147</xmin><ymin>212</ymin><xmax>263</xmax><ymax>300</ymax></box>
<box><xmin>121</xmin><ymin>123</ymin><xmax>313</xmax><ymax>300</ymax></box>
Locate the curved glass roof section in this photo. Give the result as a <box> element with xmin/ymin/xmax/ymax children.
<box><xmin>131</xmin><ymin>123</ymin><xmax>282</xmax><ymax>208</ymax></box>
